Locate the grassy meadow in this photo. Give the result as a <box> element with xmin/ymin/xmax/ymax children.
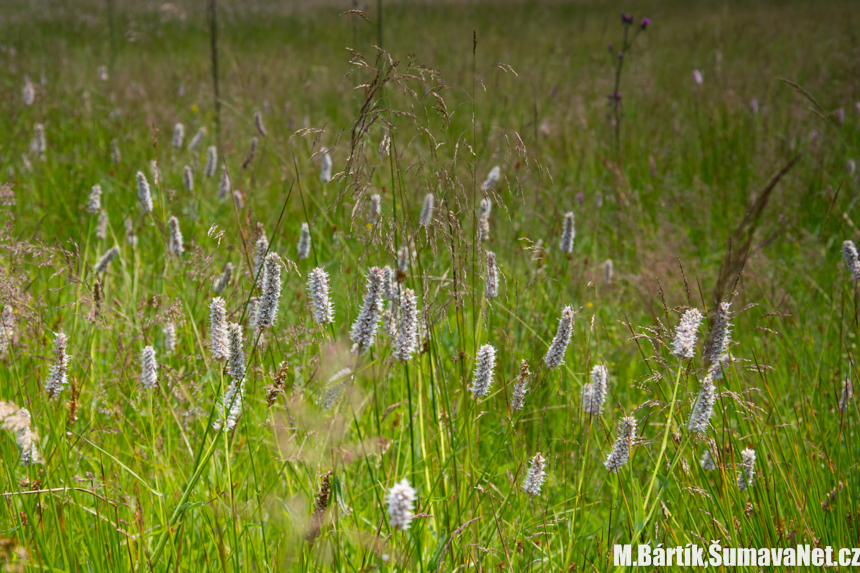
<box><xmin>1</xmin><ymin>0</ymin><xmax>860</xmax><ymax>570</ymax></box>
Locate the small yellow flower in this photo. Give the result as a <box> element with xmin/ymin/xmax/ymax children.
<box><xmin>191</xmin><ymin>104</ymin><xmax>198</xmax><ymax>114</ymax></box>
<box><xmin>587</xmin><ymin>302</ymin><xmax>593</xmax><ymax>308</ymax></box>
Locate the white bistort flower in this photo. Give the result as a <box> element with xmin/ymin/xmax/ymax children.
<box><xmin>737</xmin><ymin>448</ymin><xmax>756</xmax><ymax>491</ymax></box>
<box><xmin>350</xmin><ymin>267</ymin><xmax>385</xmax><ymax>355</ymax></box>
<box><xmin>308</xmin><ymin>267</ymin><xmax>334</xmax><ymax>325</ymax></box>
<box><xmin>45</xmin><ymin>331</ymin><xmax>71</xmax><ymax>399</ymax></box>
<box><xmin>672</xmin><ymin>308</ymin><xmax>703</xmax><ymax>360</ymax></box>
<box><xmin>86</xmin><ymin>184</ymin><xmax>102</xmax><ymax>214</ymax></box>
<box><xmin>320</xmin><ymin>147</ymin><xmax>333</xmax><ymax>182</ymax></box>
<box><xmin>209</xmin><ymin>297</ymin><xmax>229</xmax><ymax>362</ymax></box>
<box><xmin>140</xmin><ymin>345</ymin><xmax>158</xmax><ymax>390</ymax></box>
<box><xmin>94</xmin><ymin>246</ymin><xmax>119</xmax><ymax>274</ymax></box>
<box><xmin>386</xmin><ymin>479</ymin><xmax>417</xmax><ymax>530</ymax></box>
<box><xmin>256</xmin><ymin>253</ymin><xmax>283</xmax><ymax>329</ymax></box>
<box><xmin>522</xmin><ymin>452</ymin><xmax>547</xmax><ymax>496</ymax></box>
<box><xmin>511</xmin><ymin>359</ymin><xmax>530</xmax><ymax>411</ymax></box>
<box><xmin>471</xmin><ymin>344</ymin><xmax>496</xmax><ymax>398</ymax></box>
<box><xmin>543</xmin><ymin>305</ymin><xmax>575</xmax><ymax>370</ymax></box>
<box><xmin>582</xmin><ymin>364</ymin><xmax>609</xmax><ymax>415</ymax></box>
<box><xmin>168</xmin><ymin>216</ymin><xmax>184</xmax><ymax>256</ymax></box>
<box><xmin>559</xmin><ymin>211</ymin><xmax>575</xmax><ymax>254</ymax></box>
<box><xmin>172</xmin><ymin>123</ymin><xmax>185</xmax><ymax>148</ymax></box>
<box><xmin>481</xmin><ymin>166</ymin><xmax>500</xmax><ymax>191</ymax></box>
<box><xmin>204</xmin><ymin>146</ymin><xmax>218</xmax><ymax>177</ymax></box>
<box><xmin>136</xmin><ymin>171</ymin><xmax>153</xmax><ymax>213</ymax></box>
<box><xmin>485</xmin><ymin>251</ymin><xmax>499</xmax><ymax>299</ymax></box>
<box><xmin>419</xmin><ymin>193</ymin><xmax>434</xmax><ymax>227</ymax></box>
<box><xmin>297</xmin><ymin>222</ymin><xmax>311</xmax><ymax>260</ymax></box>
<box><xmin>605</xmin><ymin>416</ymin><xmax>636</xmax><ymax>473</ymax></box>
<box><xmin>393</xmin><ymin>288</ymin><xmax>418</xmax><ymax>363</ymax></box>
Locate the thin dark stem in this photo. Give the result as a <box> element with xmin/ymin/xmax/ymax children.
<box><xmin>208</xmin><ymin>0</ymin><xmax>222</xmax><ymax>151</ymax></box>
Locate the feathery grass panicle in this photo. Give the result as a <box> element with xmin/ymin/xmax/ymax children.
<box><xmin>150</xmin><ymin>159</ymin><xmax>160</xmax><ymax>186</ymax></box>
<box><xmin>308</xmin><ymin>267</ymin><xmax>334</xmax><ymax>325</ymax></box>
<box><xmin>96</xmin><ymin>210</ymin><xmax>108</xmax><ymax>240</ymax></box>
<box><xmin>256</xmin><ymin>253</ymin><xmax>283</xmax><ymax>329</ymax></box>
<box><xmin>419</xmin><ymin>193</ymin><xmax>434</xmax><ymax>226</ymax></box>
<box><xmin>369</xmin><ymin>193</ymin><xmax>382</xmax><ymax>224</ymax></box>
<box><xmin>226</xmin><ymin>322</ymin><xmax>245</xmax><ymax>382</ymax></box>
<box><xmin>182</xmin><ymin>165</ymin><xmax>194</xmax><ymax>192</ymax></box>
<box><xmin>559</xmin><ymin>211</ymin><xmax>575</xmax><ymax>254</ymax></box>
<box><xmin>481</xmin><ymin>165</ymin><xmax>501</xmax><ymax>191</ymax></box>
<box><xmin>840</xmin><ymin>379</ymin><xmax>853</xmax><ymax>414</ymax></box>
<box><xmin>218</xmin><ymin>166</ymin><xmax>231</xmax><ymax>200</ymax></box>
<box><xmin>842</xmin><ymin>240</ymin><xmax>860</xmax><ymax>281</ymax></box>
<box><xmin>605</xmin><ymin>416</ymin><xmax>636</xmax><ymax>473</ymax></box>
<box><xmin>485</xmin><ymin>251</ymin><xmax>499</xmax><ymax>299</ymax></box>
<box><xmin>94</xmin><ymin>246</ymin><xmax>119</xmax><ymax>273</ymax></box>
<box><xmin>320</xmin><ymin>147</ymin><xmax>333</xmax><ymax>182</ymax></box>
<box><xmin>209</xmin><ymin>297</ymin><xmax>229</xmax><ymax>362</ymax></box>
<box><xmin>319</xmin><ymin>368</ymin><xmax>352</xmax><ymax>410</ymax></box>
<box><xmin>703</xmin><ymin>302</ymin><xmax>732</xmax><ymax>373</ymax></box>
<box><xmin>124</xmin><ymin>217</ymin><xmax>138</xmax><ymax>247</ymax></box>
<box><xmin>168</xmin><ymin>216</ymin><xmax>184</xmax><ymax>256</ymax></box>
<box><xmin>253</xmin><ymin>234</ymin><xmax>269</xmax><ymax>288</ymax></box>
<box><xmin>737</xmin><ymin>448</ymin><xmax>756</xmax><ymax>491</ymax></box>
<box><xmin>204</xmin><ymin>146</ymin><xmax>217</xmax><ymax>177</ymax></box>
<box><xmin>471</xmin><ymin>343</ymin><xmax>496</xmax><ymax>398</ymax></box>
<box><xmin>672</xmin><ymin>308</ymin><xmax>703</xmax><ymax>359</ymax></box>
<box><xmin>378</xmin><ymin>129</ymin><xmax>390</xmax><ymax>159</ymax></box>
<box><xmin>163</xmin><ymin>321</ymin><xmax>176</xmax><ymax>355</ymax></box>
<box><xmin>254</xmin><ymin>110</ymin><xmax>267</xmax><ymax>137</ymax></box>
<box><xmin>511</xmin><ymin>359</ymin><xmax>530</xmax><ymax>411</ymax></box>
<box><xmin>297</xmin><ymin>222</ymin><xmax>311</xmax><ymax>260</ymax></box>
<box><xmin>393</xmin><ymin>288</ymin><xmax>418</xmax><ymax>363</ymax></box>
<box><xmin>45</xmin><ymin>331</ymin><xmax>70</xmax><ymax>399</ymax></box>
<box><xmin>350</xmin><ymin>267</ymin><xmax>385</xmax><ymax>356</ymax></box>
<box><xmin>172</xmin><ymin>123</ymin><xmax>185</xmax><ymax>148</ymax></box>
<box><xmin>386</xmin><ymin>479</ymin><xmax>416</xmax><ymax>530</ymax></box>
<box><xmin>188</xmin><ymin>127</ymin><xmax>206</xmax><ymax>151</ymax></box>
<box><xmin>544</xmin><ymin>305</ymin><xmax>575</xmax><ymax>369</ymax></box>
<box><xmin>136</xmin><ymin>171</ymin><xmax>153</xmax><ymax>213</ymax></box>
<box><xmin>306</xmin><ymin>470</ymin><xmax>333</xmax><ymax>545</ymax></box>
<box><xmin>522</xmin><ymin>452</ymin><xmax>547</xmax><ymax>496</ymax></box>
<box><xmin>242</xmin><ymin>137</ymin><xmax>258</xmax><ymax>170</ymax></box>
<box><xmin>582</xmin><ymin>364</ymin><xmax>609</xmax><ymax>415</ymax></box>
<box><xmin>688</xmin><ymin>363</ymin><xmax>718</xmax><ymax>434</ymax></box>
<box><xmin>86</xmin><ymin>184</ymin><xmax>102</xmax><ymax>214</ymax></box>
<box><xmin>214</xmin><ymin>262</ymin><xmax>233</xmax><ymax>294</ymax></box>
<box><xmin>397</xmin><ymin>245</ymin><xmax>411</xmax><ymax>273</ymax></box>
<box><xmin>140</xmin><ymin>345</ymin><xmax>158</xmax><ymax>390</ymax></box>
<box><xmin>266</xmin><ymin>362</ymin><xmax>290</xmax><ymax>407</ymax></box>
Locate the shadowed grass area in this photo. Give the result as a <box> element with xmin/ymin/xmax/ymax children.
<box><xmin>0</xmin><ymin>0</ymin><xmax>858</xmax><ymax>571</ymax></box>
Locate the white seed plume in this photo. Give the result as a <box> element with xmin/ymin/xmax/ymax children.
<box><xmin>209</xmin><ymin>297</ymin><xmax>229</xmax><ymax>361</ymax></box>
<box><xmin>320</xmin><ymin>148</ymin><xmax>333</xmax><ymax>182</ymax></box>
<box><xmin>308</xmin><ymin>267</ymin><xmax>334</xmax><ymax>325</ymax></box>
<box><xmin>350</xmin><ymin>267</ymin><xmax>385</xmax><ymax>355</ymax></box>
<box><xmin>386</xmin><ymin>479</ymin><xmax>416</xmax><ymax>531</ymax></box>
<box><xmin>96</xmin><ymin>210</ymin><xmax>108</xmax><ymax>240</ymax></box>
<box><xmin>218</xmin><ymin>166</ymin><xmax>231</xmax><ymax>200</ymax></box>
<box><xmin>168</xmin><ymin>216</ymin><xmax>184</xmax><ymax>256</ymax></box>
<box><xmin>182</xmin><ymin>165</ymin><xmax>194</xmax><ymax>191</ymax></box>
<box><xmin>605</xmin><ymin>259</ymin><xmax>614</xmax><ymax>284</ymax></box>
<box><xmin>737</xmin><ymin>448</ymin><xmax>756</xmax><ymax>491</ymax></box>
<box><xmin>419</xmin><ymin>193</ymin><xmax>434</xmax><ymax>227</ymax></box>
<box><xmin>252</xmin><ymin>234</ymin><xmax>269</xmax><ymax>288</ymax></box>
<box><xmin>86</xmin><ymin>184</ymin><xmax>102</xmax><ymax>214</ymax></box>
<box><xmin>481</xmin><ymin>166</ymin><xmax>501</xmax><ymax>191</ymax></box>
<box><xmin>471</xmin><ymin>343</ymin><xmax>496</xmax><ymax>398</ymax></box>
<box><xmin>124</xmin><ymin>217</ymin><xmax>138</xmax><ymax>247</ymax></box>
<box><xmin>319</xmin><ymin>368</ymin><xmax>352</xmax><ymax>410</ymax></box>
<box><xmin>22</xmin><ymin>76</ymin><xmax>35</xmax><ymax>106</ymax></box>
<box><xmin>605</xmin><ymin>416</ymin><xmax>636</xmax><ymax>473</ymax></box>
<box><xmin>522</xmin><ymin>452</ymin><xmax>547</xmax><ymax>496</ymax></box>
<box><xmin>703</xmin><ymin>302</ymin><xmax>732</xmax><ymax>374</ymax></box>
<box><xmin>582</xmin><ymin>364</ymin><xmax>609</xmax><ymax>415</ymax></box>
<box><xmin>397</xmin><ymin>245</ymin><xmax>410</xmax><ymax>272</ymax></box>
<box><xmin>511</xmin><ymin>359</ymin><xmax>531</xmax><ymax>411</ymax></box>
<box><xmin>843</xmin><ymin>240</ymin><xmax>860</xmax><ymax>281</ymax></box>
<box><xmin>688</xmin><ymin>363</ymin><xmax>719</xmax><ymax>434</ymax></box>
<box><xmin>256</xmin><ymin>253</ymin><xmax>283</xmax><ymax>329</ymax></box>
<box><xmin>172</xmin><ymin>123</ymin><xmax>185</xmax><ymax>148</ymax></box>
<box><xmin>297</xmin><ymin>222</ymin><xmax>311</xmax><ymax>260</ymax></box>
<box><xmin>213</xmin><ymin>263</ymin><xmax>233</xmax><ymax>294</ymax></box>
<box><xmin>559</xmin><ymin>211</ymin><xmax>575</xmax><ymax>254</ymax></box>
<box><xmin>543</xmin><ymin>305</ymin><xmax>575</xmax><ymax>370</ymax></box>
<box><xmin>45</xmin><ymin>331</ymin><xmax>70</xmax><ymax>399</ymax></box>
<box><xmin>163</xmin><ymin>321</ymin><xmax>177</xmax><ymax>355</ymax></box>
<box><xmin>204</xmin><ymin>146</ymin><xmax>218</xmax><ymax>177</ymax></box>
<box><xmin>94</xmin><ymin>246</ymin><xmax>119</xmax><ymax>273</ymax></box>
<box><xmin>136</xmin><ymin>171</ymin><xmax>153</xmax><ymax>213</ymax></box>
<box><xmin>140</xmin><ymin>345</ymin><xmax>158</xmax><ymax>390</ymax></box>
<box><xmin>226</xmin><ymin>322</ymin><xmax>246</xmax><ymax>382</ymax></box>
<box><xmin>394</xmin><ymin>288</ymin><xmax>418</xmax><ymax>363</ymax></box>
<box><xmin>840</xmin><ymin>379</ymin><xmax>853</xmax><ymax>414</ymax></box>
<box><xmin>672</xmin><ymin>308</ymin><xmax>703</xmax><ymax>359</ymax></box>
<box><xmin>254</xmin><ymin>110</ymin><xmax>267</xmax><ymax>137</ymax></box>
<box><xmin>188</xmin><ymin>127</ymin><xmax>206</xmax><ymax>151</ymax></box>
<box><xmin>369</xmin><ymin>193</ymin><xmax>382</xmax><ymax>224</ymax></box>
<box><xmin>485</xmin><ymin>251</ymin><xmax>499</xmax><ymax>299</ymax></box>
<box><xmin>150</xmin><ymin>159</ymin><xmax>161</xmax><ymax>186</ymax></box>
<box><xmin>33</xmin><ymin>123</ymin><xmax>46</xmax><ymax>159</ymax></box>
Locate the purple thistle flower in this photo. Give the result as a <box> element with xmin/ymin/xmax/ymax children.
<box><xmin>640</xmin><ymin>17</ymin><xmax>650</xmax><ymax>30</ymax></box>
